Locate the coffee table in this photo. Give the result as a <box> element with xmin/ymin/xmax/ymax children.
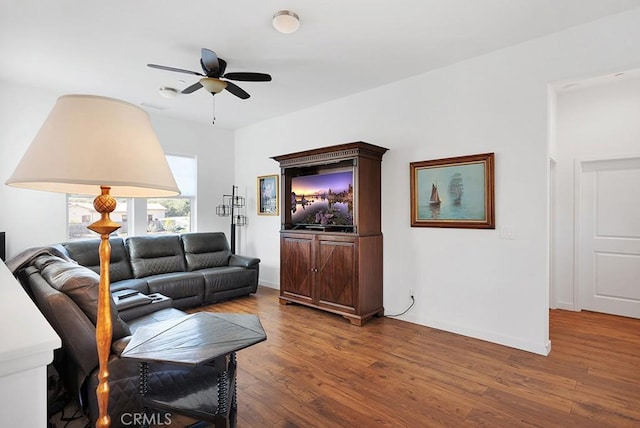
<box><xmin>122</xmin><ymin>312</ymin><xmax>266</xmax><ymax>428</ymax></box>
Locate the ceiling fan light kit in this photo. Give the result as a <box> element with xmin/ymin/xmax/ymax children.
<box><xmin>272</xmin><ymin>10</ymin><xmax>300</xmax><ymax>34</ymax></box>
<box><xmin>200</xmin><ymin>78</ymin><xmax>228</xmax><ymax>94</ymax></box>
<box><xmin>158</xmin><ymin>86</ymin><xmax>178</xmax><ymax>99</ymax></box>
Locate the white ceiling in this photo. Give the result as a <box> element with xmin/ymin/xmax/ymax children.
<box><xmin>1</xmin><ymin>0</ymin><xmax>639</xmax><ymax>130</ymax></box>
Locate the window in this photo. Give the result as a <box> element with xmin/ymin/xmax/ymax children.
<box><xmin>147</xmin><ymin>154</ymin><xmax>196</xmax><ymax>235</ymax></box>
<box><xmin>66</xmin><ymin>155</ymin><xmax>196</xmax><ymax>239</ymax></box>
<box><xmin>67</xmin><ymin>195</ymin><xmax>128</xmax><ymax>240</ymax></box>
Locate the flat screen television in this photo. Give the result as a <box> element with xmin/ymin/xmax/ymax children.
<box><xmin>290</xmin><ymin>170</ymin><xmax>354</xmax><ymax>229</ymax></box>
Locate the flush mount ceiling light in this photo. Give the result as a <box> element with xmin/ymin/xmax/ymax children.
<box><xmin>158</xmin><ymin>87</ymin><xmax>178</xmax><ymax>99</ymax></box>
<box><xmin>272</xmin><ymin>10</ymin><xmax>300</xmax><ymax>34</ymax></box>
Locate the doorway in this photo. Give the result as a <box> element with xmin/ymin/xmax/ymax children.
<box><xmin>575</xmin><ymin>157</ymin><xmax>640</xmax><ymax>318</ymax></box>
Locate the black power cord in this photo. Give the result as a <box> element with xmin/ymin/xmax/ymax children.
<box><xmin>58</xmin><ymin>406</ymin><xmax>89</xmax><ymax>428</ymax></box>
<box><xmin>386</xmin><ymin>295</ymin><xmax>415</xmax><ymax>317</ymax></box>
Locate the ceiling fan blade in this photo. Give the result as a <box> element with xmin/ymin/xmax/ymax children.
<box><xmin>224</xmin><ymin>81</ymin><xmax>250</xmax><ymax>99</ymax></box>
<box><xmin>218</xmin><ymin>58</ymin><xmax>227</xmax><ymax>77</ymax></box>
<box><xmin>201</xmin><ymin>48</ymin><xmax>219</xmax><ymax>76</ymax></box>
<box><xmin>147</xmin><ymin>64</ymin><xmax>203</xmax><ymax>76</ymax></box>
<box><xmin>222</xmin><ymin>72</ymin><xmax>272</xmax><ymax>82</ymax></box>
<box><xmin>181</xmin><ymin>82</ymin><xmax>203</xmax><ymax>94</ymax></box>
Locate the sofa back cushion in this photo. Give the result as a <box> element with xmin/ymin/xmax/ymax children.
<box><xmin>62</xmin><ymin>238</ymin><xmax>133</xmax><ymax>282</ymax></box>
<box><xmin>181</xmin><ymin>232</ymin><xmax>231</xmax><ymax>271</ymax></box>
<box><xmin>24</xmin><ymin>265</ymin><xmax>100</xmax><ymax>378</ymax></box>
<box><xmin>127</xmin><ymin>235</ymin><xmax>186</xmax><ymax>278</ymax></box>
<box><xmin>34</xmin><ymin>255</ymin><xmax>131</xmax><ymax>341</ymax></box>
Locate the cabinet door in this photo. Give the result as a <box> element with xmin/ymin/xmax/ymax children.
<box><xmin>315</xmin><ymin>237</ymin><xmax>356</xmax><ymax>312</ymax></box>
<box><xmin>280</xmin><ymin>235</ymin><xmax>314</xmax><ymax>300</ymax></box>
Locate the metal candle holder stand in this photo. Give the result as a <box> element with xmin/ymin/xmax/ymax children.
<box><xmin>216</xmin><ymin>185</ymin><xmax>246</xmax><ymax>254</ymax></box>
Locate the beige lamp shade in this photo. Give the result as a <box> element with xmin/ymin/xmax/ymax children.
<box><xmin>6</xmin><ymin>94</ymin><xmax>180</xmax><ymax>197</ymax></box>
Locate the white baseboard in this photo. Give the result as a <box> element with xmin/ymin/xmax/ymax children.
<box><xmin>554</xmin><ymin>302</ymin><xmax>577</xmax><ymax>311</ymax></box>
<box><xmin>258</xmin><ymin>281</ymin><xmax>279</xmax><ymax>290</ymax></box>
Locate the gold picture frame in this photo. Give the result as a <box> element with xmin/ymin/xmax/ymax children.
<box><xmin>410</xmin><ymin>153</ymin><xmax>495</xmax><ymax>228</ymax></box>
<box><xmin>257</xmin><ymin>174</ymin><xmax>279</xmax><ymax>216</ymax></box>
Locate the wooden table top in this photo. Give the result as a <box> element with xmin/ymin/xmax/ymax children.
<box><xmin>121</xmin><ymin>312</ymin><xmax>266</xmax><ymax>366</ymax></box>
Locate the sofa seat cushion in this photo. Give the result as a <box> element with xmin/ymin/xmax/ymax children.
<box><xmin>128</xmin><ymin>235</ymin><xmax>186</xmax><ymax>278</ymax></box>
<box><xmin>146</xmin><ymin>271</ymin><xmax>204</xmax><ymax>301</ymax></box>
<box><xmin>34</xmin><ymin>254</ymin><xmax>131</xmax><ymax>341</ymax></box>
<box><xmin>201</xmin><ymin>266</ymin><xmax>257</xmax><ymax>300</ymax></box>
<box><xmin>62</xmin><ymin>237</ymin><xmax>134</xmax><ymax>282</ymax></box>
<box><xmin>181</xmin><ymin>232</ymin><xmax>231</xmax><ymax>271</ymax></box>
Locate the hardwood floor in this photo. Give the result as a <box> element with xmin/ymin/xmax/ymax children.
<box><xmin>188</xmin><ymin>286</ymin><xmax>639</xmax><ymax>428</ymax></box>
<box><xmin>52</xmin><ymin>286</ymin><xmax>640</xmax><ymax>427</ymax></box>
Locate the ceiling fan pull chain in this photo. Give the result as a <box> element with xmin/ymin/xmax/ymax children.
<box><xmin>212</xmin><ymin>96</ymin><xmax>216</xmax><ymax>125</ymax></box>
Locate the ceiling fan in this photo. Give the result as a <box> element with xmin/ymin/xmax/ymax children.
<box><xmin>148</xmin><ymin>48</ymin><xmax>272</xmax><ymax>99</ymax></box>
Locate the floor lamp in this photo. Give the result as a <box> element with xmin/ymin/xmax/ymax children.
<box><xmin>6</xmin><ymin>95</ymin><xmax>180</xmax><ymax>428</ymax></box>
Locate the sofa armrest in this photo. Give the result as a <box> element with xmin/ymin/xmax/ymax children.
<box><xmin>113</xmin><ymin>289</ymin><xmax>152</xmax><ymax>311</ymax></box>
<box><xmin>228</xmin><ymin>254</ymin><xmax>260</xmax><ymax>269</ymax></box>
<box><xmin>118</xmin><ymin>293</ymin><xmax>174</xmax><ymax>322</ymax></box>
<box><xmin>111</xmin><ymin>336</ymin><xmax>131</xmax><ymax>356</ymax></box>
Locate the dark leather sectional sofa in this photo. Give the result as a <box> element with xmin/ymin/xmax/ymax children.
<box><xmin>13</xmin><ymin>232</ymin><xmax>260</xmax><ymax>427</ymax></box>
<box><xmin>61</xmin><ymin>232</ymin><xmax>260</xmax><ymax>309</ymax></box>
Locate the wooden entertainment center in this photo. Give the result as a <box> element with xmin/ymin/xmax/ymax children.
<box><xmin>272</xmin><ymin>142</ymin><xmax>388</xmax><ymax>326</ymax></box>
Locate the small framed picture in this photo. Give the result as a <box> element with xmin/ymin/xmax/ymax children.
<box><xmin>410</xmin><ymin>153</ymin><xmax>495</xmax><ymax>229</ymax></box>
<box><xmin>257</xmin><ymin>174</ymin><xmax>279</xmax><ymax>216</ymax></box>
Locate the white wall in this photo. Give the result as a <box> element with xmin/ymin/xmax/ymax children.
<box><xmin>0</xmin><ymin>81</ymin><xmax>234</xmax><ymax>259</ymax></box>
<box><xmin>148</xmin><ymin>112</ymin><xmax>235</xmax><ymax>235</ymax></box>
<box><xmin>2</xmin><ymin>10</ymin><xmax>640</xmax><ymax>356</ymax></box>
<box><xmin>552</xmin><ymin>75</ymin><xmax>640</xmax><ymax>310</ymax></box>
<box><xmin>236</xmin><ymin>9</ymin><xmax>640</xmax><ymax>355</ymax></box>
<box><xmin>0</xmin><ymin>82</ymin><xmax>63</xmax><ymax>256</ymax></box>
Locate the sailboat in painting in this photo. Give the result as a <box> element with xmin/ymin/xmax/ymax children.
<box><xmin>448</xmin><ymin>173</ymin><xmax>463</xmax><ymax>205</ymax></box>
<box><xmin>429</xmin><ymin>183</ymin><xmax>441</xmax><ymax>206</ymax></box>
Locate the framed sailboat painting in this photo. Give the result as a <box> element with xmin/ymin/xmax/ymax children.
<box><xmin>410</xmin><ymin>153</ymin><xmax>495</xmax><ymax>228</ymax></box>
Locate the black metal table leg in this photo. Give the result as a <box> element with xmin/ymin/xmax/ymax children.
<box><xmin>139</xmin><ymin>362</ymin><xmax>149</xmax><ymax>428</ymax></box>
<box><xmin>230</xmin><ymin>353</ymin><xmax>237</xmax><ymax>427</ymax></box>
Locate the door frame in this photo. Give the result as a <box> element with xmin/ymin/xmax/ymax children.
<box><xmin>573</xmin><ymin>154</ymin><xmax>640</xmax><ymax>312</ymax></box>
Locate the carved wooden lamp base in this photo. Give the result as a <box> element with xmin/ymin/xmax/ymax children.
<box><xmin>87</xmin><ymin>186</ymin><xmax>121</xmax><ymax>428</ymax></box>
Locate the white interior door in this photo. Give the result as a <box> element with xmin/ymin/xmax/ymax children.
<box><xmin>579</xmin><ymin>157</ymin><xmax>640</xmax><ymax>318</ymax></box>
